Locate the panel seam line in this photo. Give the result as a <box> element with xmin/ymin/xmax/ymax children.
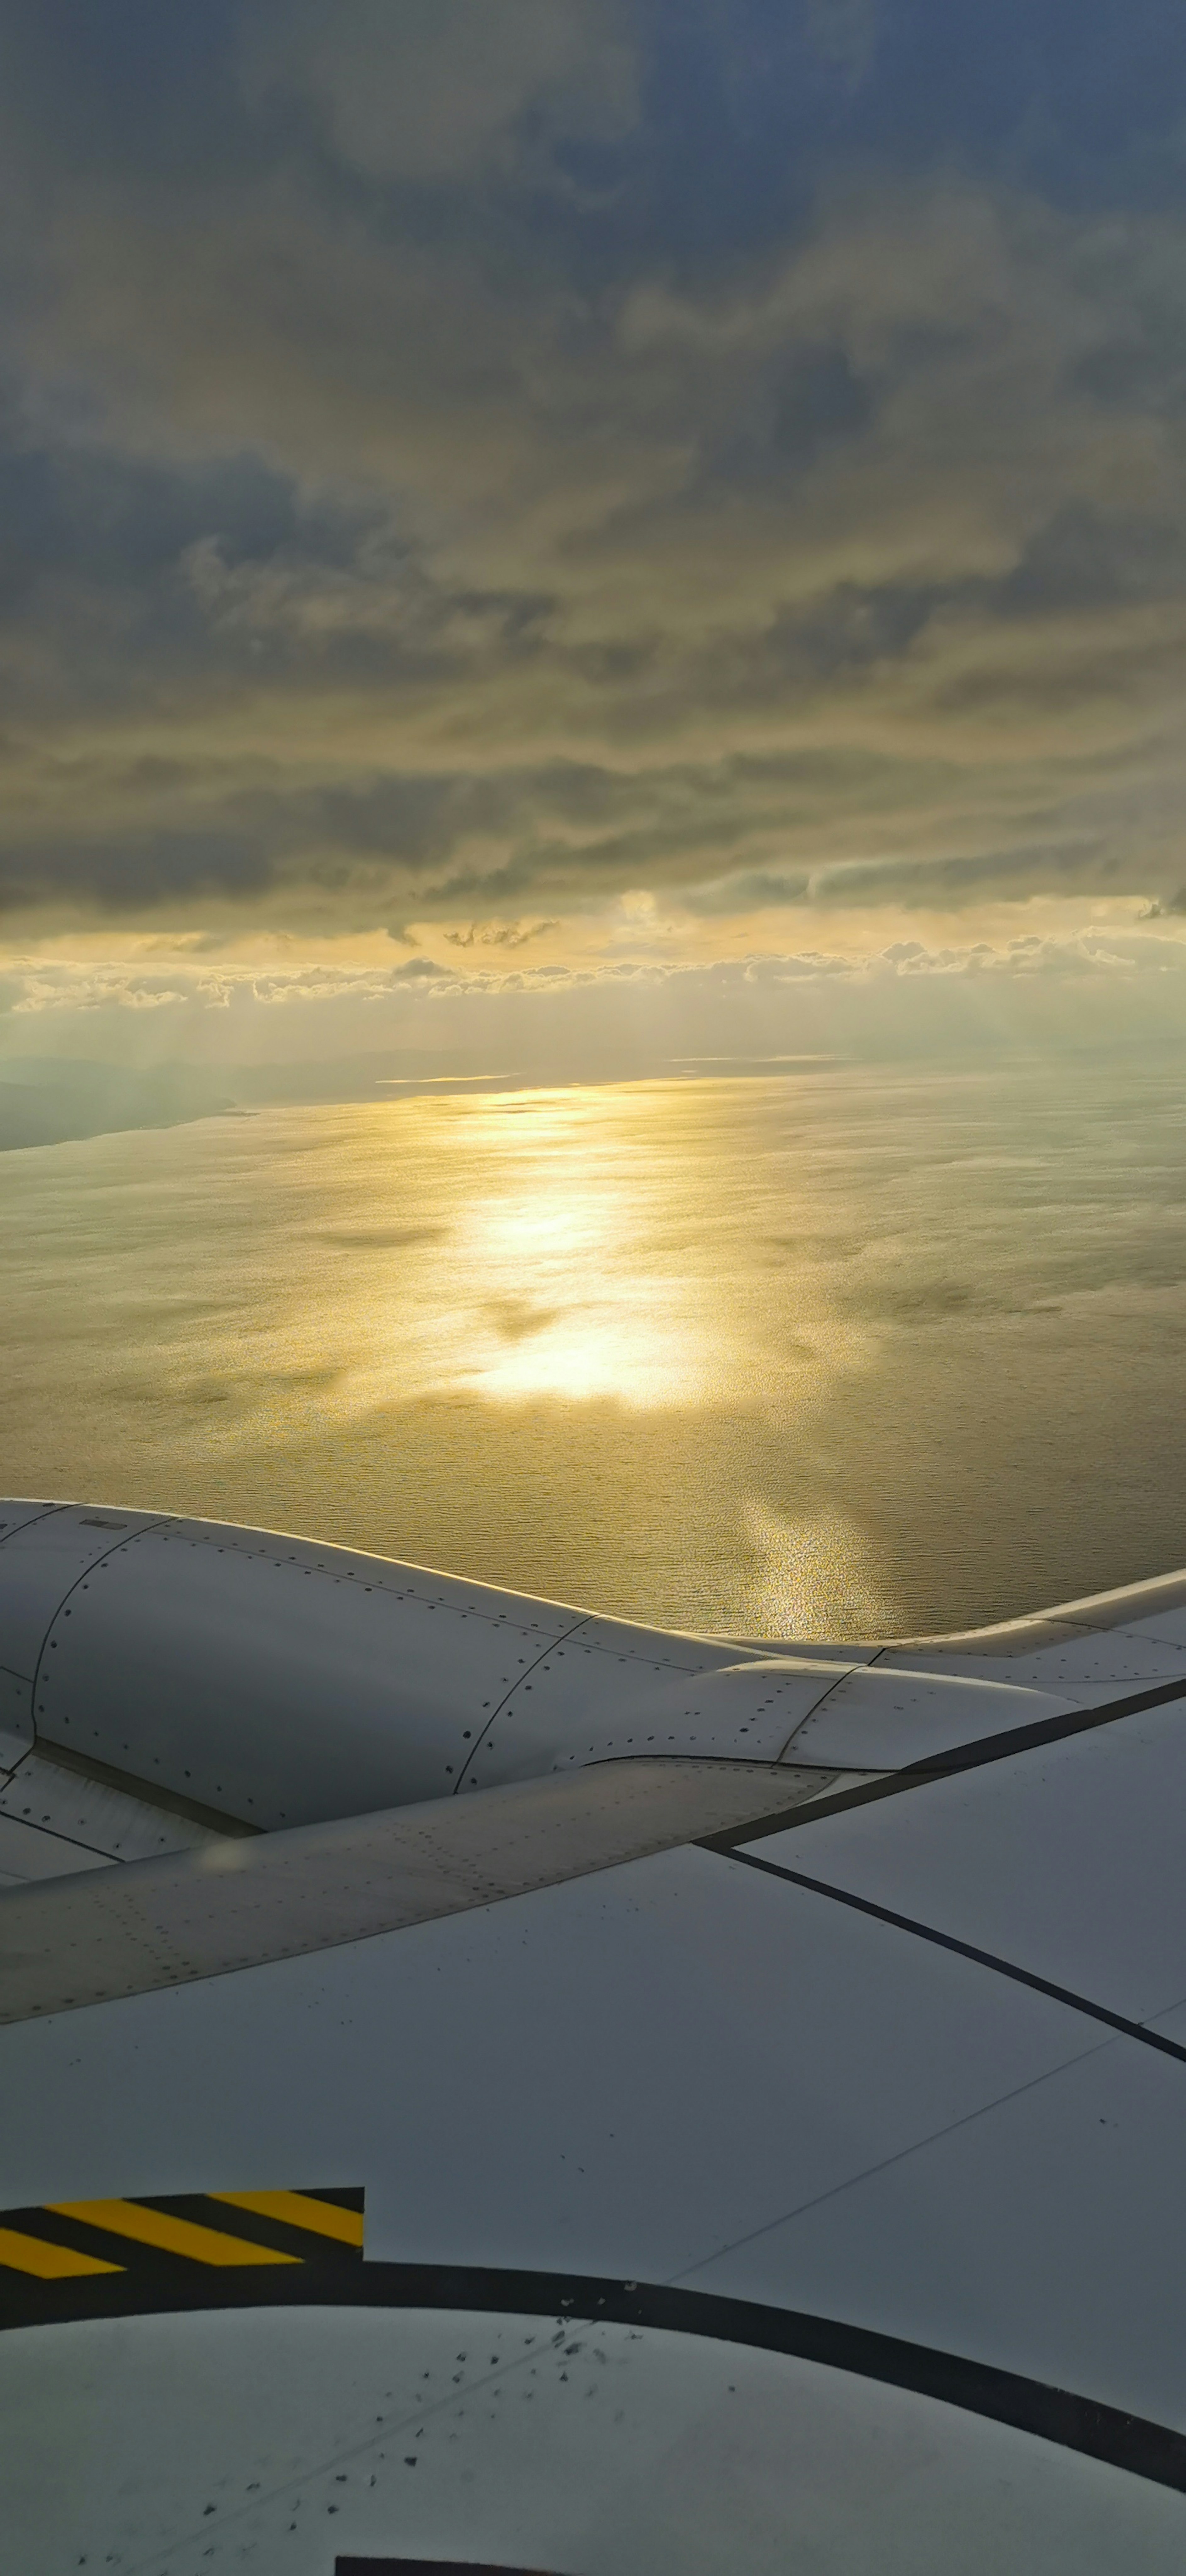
<box><xmin>715</xmin><ymin>1845</ymin><xmax>1186</xmax><ymax>2066</ymax></box>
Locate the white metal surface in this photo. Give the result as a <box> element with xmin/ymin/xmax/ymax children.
<box><xmin>8</xmin><ymin>1508</ymin><xmax>792</xmax><ymax>1826</ymax></box>
<box><xmin>0</xmin><ymin>1760</ymin><xmax>859</xmax><ymax>2023</ymax></box>
<box><xmin>780</xmin><ymin>1664</ymin><xmax>1075</xmax><ymax>1766</ymax></box>
<box><xmin>0</xmin><ymin>1748</ymin><xmax>222</xmax><ymax>1875</ymax></box>
<box><xmin>6</xmin><ymin>1505</ymin><xmax>1186</xmax><ymax>2568</ymax></box>
<box><xmin>737</xmin><ymin>1696</ymin><xmax>1186</xmax><ymax>2023</ymax></box>
<box><xmin>461</xmin><ymin>1656</ymin><xmax>854</xmax><ymax>1784</ymax></box>
<box><xmin>0</xmin><ymin>1505</ymin><xmax>164</xmax><ymax>1677</ymax></box>
<box><xmin>0</xmin><ymin>1842</ymin><xmax>1169</xmax><ymax>2412</ymax></box>
<box><xmin>1</xmin><ymin>2305</ymin><xmax>1180</xmax><ymax>2576</ymax></box>
<box><xmin>0</xmin><ymin>1503</ymin><xmax>61</xmax><ymax>1546</ymax></box>
<box><xmin>688</xmin><ymin>2017</ymin><xmax>1186</xmax><ymax>2434</ymax></box>
<box><xmin>878</xmin><ymin>1627</ymin><xmax>1186</xmax><ymax>1696</ymax></box>
<box><xmin>0</xmin><ymin>1505</ymin><xmax>1096</xmax><ymax>1832</ymax></box>
<box><xmin>33</xmin><ymin>1519</ymin><xmax>579</xmax><ymax>1823</ymax></box>
<box><xmin>0</xmin><ymin>1664</ymin><xmax>33</xmax><ymax>1775</ymax></box>
<box><xmin>0</xmin><ymin>1810</ymin><xmax>114</xmax><ymax>1887</ymax></box>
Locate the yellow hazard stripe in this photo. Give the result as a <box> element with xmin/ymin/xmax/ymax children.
<box><xmin>46</xmin><ymin>2199</ymin><xmax>300</xmax><ymax>2267</ymax></box>
<box><xmin>209</xmin><ymin>2189</ymin><xmax>364</xmax><ymax>2248</ymax></box>
<box><xmin>0</xmin><ymin>2224</ymin><xmax>122</xmax><ymax>2280</ymax></box>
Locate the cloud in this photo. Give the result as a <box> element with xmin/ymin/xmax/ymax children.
<box><xmin>805</xmin><ymin>0</ymin><xmax>881</xmax><ymax>83</ymax></box>
<box><xmin>243</xmin><ymin>0</ymin><xmax>636</xmax><ymax>186</ymax></box>
<box><xmin>685</xmin><ymin>869</ymin><xmax>813</xmax><ymax>915</ymax></box>
<box><xmin>444</xmin><ymin>919</ymin><xmax>560</xmax><ymax>948</ymax></box>
<box><xmin>0</xmin><ymin>2</ymin><xmax>1183</xmax><ymax>946</ymax></box>
<box><xmin>4</xmin><ymin>919</ymin><xmax>1183</xmax><ymax>1024</ymax></box>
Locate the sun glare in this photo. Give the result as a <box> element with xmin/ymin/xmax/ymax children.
<box><xmin>422</xmin><ymin>1091</ymin><xmax>722</xmax><ymax>1409</ymax></box>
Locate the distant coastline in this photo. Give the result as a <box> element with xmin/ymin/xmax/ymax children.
<box><xmin>0</xmin><ymin>1062</ymin><xmax>236</xmax><ymax>1155</ymax></box>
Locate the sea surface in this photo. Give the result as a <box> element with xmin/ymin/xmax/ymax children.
<box><xmin>4</xmin><ymin>1060</ymin><xmax>1186</xmax><ymax>1641</ymax></box>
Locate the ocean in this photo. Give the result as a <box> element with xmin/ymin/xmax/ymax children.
<box><xmin>3</xmin><ymin>1059</ymin><xmax>1186</xmax><ymax>1641</ymax></box>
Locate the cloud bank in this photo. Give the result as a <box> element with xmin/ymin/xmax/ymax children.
<box><xmin>5</xmin><ymin>922</ymin><xmax>1186</xmax><ymax>1098</ymax></box>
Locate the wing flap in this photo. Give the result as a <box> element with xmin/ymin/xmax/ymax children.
<box><xmin>0</xmin><ymin>1757</ymin><xmax>874</xmax><ymax>2026</ymax></box>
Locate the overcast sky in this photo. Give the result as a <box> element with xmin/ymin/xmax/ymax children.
<box><xmin>1</xmin><ymin>0</ymin><xmax>1185</xmax><ymax>1066</ymax></box>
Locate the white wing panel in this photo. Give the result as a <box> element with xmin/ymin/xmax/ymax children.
<box><xmin>4</xmin><ymin>1829</ymin><xmax>1186</xmax><ymax>2433</ymax></box>
<box><xmin>1103</xmin><ymin>1610</ymin><xmax>1186</xmax><ymax>1649</ymax></box>
<box><xmin>2</xmin><ymin>2306</ymin><xmax>1181</xmax><ymax>2576</ymax></box>
<box><xmin>0</xmin><ymin>1812</ymin><xmax>116</xmax><ymax>1886</ymax></box>
<box><xmin>0</xmin><ymin>1761</ymin><xmax>853</xmax><ymax>2022</ymax></box>
<box><xmin>877</xmin><ymin>1628</ymin><xmax>1186</xmax><ymax>1696</ymax></box>
<box><xmin>742</xmin><ymin>1696</ymin><xmax>1186</xmax><ymax>2023</ymax></box>
<box><xmin>690</xmin><ymin>2027</ymin><xmax>1186</xmax><ymax>2439</ymax></box>
<box><xmin>0</xmin><ymin>1845</ymin><xmax>1142</xmax><ymax>2376</ymax></box>
<box><xmin>0</xmin><ymin>1751</ymin><xmax>223</xmax><ymax>1869</ymax></box>
<box><xmin>781</xmin><ymin>1665</ymin><xmax>1074</xmax><ymax>1767</ymax></box>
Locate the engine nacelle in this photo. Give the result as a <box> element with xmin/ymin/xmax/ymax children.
<box><xmin>0</xmin><ymin>1504</ymin><xmax>1075</xmax><ymax>1832</ymax></box>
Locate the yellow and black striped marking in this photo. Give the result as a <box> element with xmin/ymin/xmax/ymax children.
<box><xmin>0</xmin><ymin>2187</ymin><xmax>363</xmax><ymax>2327</ymax></box>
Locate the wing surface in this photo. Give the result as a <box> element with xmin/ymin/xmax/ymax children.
<box><xmin>5</xmin><ymin>1507</ymin><xmax>1186</xmax><ymax>2570</ymax></box>
<box><xmin>0</xmin><ymin>1757</ymin><xmax>867</xmax><ymax>2024</ymax></box>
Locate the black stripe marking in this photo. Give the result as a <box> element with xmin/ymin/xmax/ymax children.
<box><xmin>719</xmin><ymin>1849</ymin><xmax>1186</xmax><ymax>2066</ymax></box>
<box><xmin>0</xmin><ymin>2260</ymin><xmax>1181</xmax><ymax>2493</ymax></box>
<box><xmin>700</xmin><ymin>1671</ymin><xmax>1186</xmax><ymax>1854</ymax></box>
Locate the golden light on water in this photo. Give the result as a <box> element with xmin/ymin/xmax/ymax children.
<box><xmin>0</xmin><ymin>1072</ymin><xmax>886</xmax><ymax>1632</ymax></box>
<box><xmin>11</xmin><ymin>1058</ymin><xmax>1174</xmax><ymax>1641</ymax></box>
<box><xmin>744</xmin><ymin>1500</ymin><xmax>897</xmax><ymax>1642</ymax></box>
<box><xmin>353</xmin><ymin>1080</ymin><xmax>863</xmax><ymax>1424</ymax></box>
<box><xmin>447</xmin><ymin>1096</ymin><xmax>719</xmax><ymax>1408</ymax></box>
<box><xmin>288</xmin><ymin>1078</ymin><xmax>883</xmax><ymax>1630</ymax></box>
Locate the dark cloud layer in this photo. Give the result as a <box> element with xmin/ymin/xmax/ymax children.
<box><xmin>0</xmin><ymin>0</ymin><xmax>1184</xmax><ymax>930</ymax></box>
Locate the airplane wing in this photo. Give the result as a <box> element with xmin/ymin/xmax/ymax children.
<box><xmin>2</xmin><ymin>1502</ymin><xmax>1186</xmax><ymax>2573</ymax></box>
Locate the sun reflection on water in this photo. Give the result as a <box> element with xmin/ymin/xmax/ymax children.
<box><xmin>0</xmin><ymin>1070</ymin><xmax>897</xmax><ymax>1633</ymax></box>
<box><xmin>742</xmin><ymin>1500</ymin><xmax>898</xmax><ymax>1642</ymax></box>
<box><xmin>6</xmin><ymin>1059</ymin><xmax>1186</xmax><ymax>1638</ymax></box>
<box><xmin>362</xmin><ymin>1082</ymin><xmax>853</xmax><ymax>1418</ymax></box>
<box><xmin>455</xmin><ymin>1155</ymin><xmax>714</xmax><ymax>1406</ymax></box>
